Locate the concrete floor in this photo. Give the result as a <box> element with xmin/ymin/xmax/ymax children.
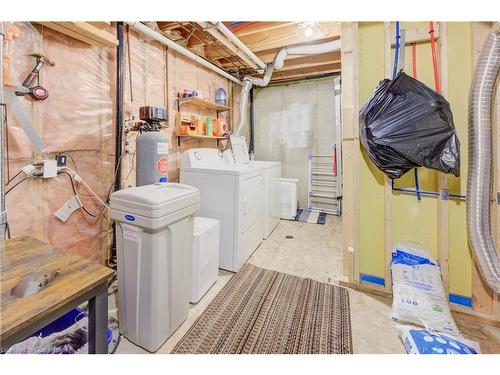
<box><xmin>114</xmin><ymin>216</ymin><xmax>498</xmax><ymax>354</ymax></box>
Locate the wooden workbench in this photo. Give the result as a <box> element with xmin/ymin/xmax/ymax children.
<box><xmin>0</xmin><ymin>235</ymin><xmax>114</xmax><ymax>353</ymax></box>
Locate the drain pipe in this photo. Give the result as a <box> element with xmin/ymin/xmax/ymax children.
<box><xmin>467</xmin><ymin>23</ymin><xmax>500</xmax><ymax>294</ymax></box>
<box><xmin>212</xmin><ymin>22</ymin><xmax>266</xmax><ymax>71</ymax></box>
<box><xmin>198</xmin><ymin>22</ymin><xmax>259</xmax><ymax>70</ymax></box>
<box><xmin>1</xmin><ymin>21</ymin><xmax>6</xmax><ymax>241</ymax></box>
<box><xmin>126</xmin><ymin>22</ymin><xmax>242</xmax><ymax>86</ymax></box>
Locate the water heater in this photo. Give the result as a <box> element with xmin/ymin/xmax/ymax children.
<box><xmin>136</xmin><ymin>106</ymin><xmax>169</xmax><ymax>186</ymax></box>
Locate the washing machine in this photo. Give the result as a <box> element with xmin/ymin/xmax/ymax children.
<box><xmin>180</xmin><ymin>148</ymin><xmax>265</xmax><ymax>272</ymax></box>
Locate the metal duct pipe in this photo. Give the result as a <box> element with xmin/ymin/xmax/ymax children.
<box><xmin>1</xmin><ymin>21</ymin><xmax>6</xmax><ymax>241</ymax></box>
<box><xmin>198</xmin><ymin>22</ymin><xmax>259</xmax><ymax>70</ymax></box>
<box><xmin>212</xmin><ymin>22</ymin><xmax>266</xmax><ymax>70</ymax></box>
<box><xmin>467</xmin><ymin>23</ymin><xmax>500</xmax><ymax>294</ymax></box>
<box><xmin>126</xmin><ymin>22</ymin><xmax>242</xmax><ymax>86</ymax></box>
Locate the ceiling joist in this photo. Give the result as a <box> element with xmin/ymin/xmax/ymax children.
<box><xmin>155</xmin><ymin>21</ymin><xmax>342</xmax><ymax>83</ymax></box>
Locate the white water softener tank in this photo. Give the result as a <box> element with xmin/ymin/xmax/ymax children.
<box><xmin>136</xmin><ymin>106</ymin><xmax>169</xmax><ymax>186</ymax></box>
<box><xmin>110</xmin><ymin>183</ymin><xmax>200</xmax><ymax>352</ymax></box>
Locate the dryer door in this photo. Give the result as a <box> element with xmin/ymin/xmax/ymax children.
<box><xmin>241</xmin><ymin>174</ymin><xmax>263</xmax><ymax>233</ymax></box>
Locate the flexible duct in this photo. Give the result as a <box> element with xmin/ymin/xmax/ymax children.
<box><xmin>234</xmin><ymin>38</ymin><xmax>341</xmax><ymax>136</ymax></box>
<box><xmin>467</xmin><ymin>23</ymin><xmax>500</xmax><ymax>294</ymax></box>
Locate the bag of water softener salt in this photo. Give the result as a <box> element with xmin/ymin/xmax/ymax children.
<box><xmin>398</xmin><ymin>325</ymin><xmax>480</xmax><ymax>354</ymax></box>
<box><xmin>390</xmin><ymin>242</ymin><xmax>459</xmax><ymax>335</ymax></box>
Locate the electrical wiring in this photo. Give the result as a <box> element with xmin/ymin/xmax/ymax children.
<box><xmin>6</xmin><ymin>169</ymin><xmax>23</xmax><ymax>185</ymax></box>
<box><xmin>62</xmin><ymin>167</ymin><xmax>110</xmax><ymax>209</ymax></box>
<box><xmin>58</xmin><ymin>170</ymin><xmax>107</xmax><ymax>219</ymax></box>
<box><xmin>5</xmin><ymin>176</ymin><xmax>31</xmax><ymax>195</ymax></box>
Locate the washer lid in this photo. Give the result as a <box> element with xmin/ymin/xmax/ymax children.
<box><xmin>110</xmin><ymin>183</ymin><xmax>200</xmax><ymax>219</ymax></box>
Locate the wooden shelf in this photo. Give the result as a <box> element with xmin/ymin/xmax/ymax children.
<box><xmin>37</xmin><ymin>22</ymin><xmax>118</xmax><ymax>48</ymax></box>
<box><xmin>176</xmin><ymin>96</ymin><xmax>231</xmax><ymax>111</ymax></box>
<box><xmin>176</xmin><ymin>134</ymin><xmax>229</xmax><ymax>146</ymax></box>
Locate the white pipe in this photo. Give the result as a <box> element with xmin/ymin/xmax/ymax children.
<box><xmin>234</xmin><ymin>38</ymin><xmax>342</xmax><ymax>136</ymax></box>
<box><xmin>273</xmin><ymin>39</ymin><xmax>342</xmax><ymax>69</ymax></box>
<box><xmin>212</xmin><ymin>22</ymin><xmax>267</xmax><ymax>70</ymax></box>
<box><xmin>197</xmin><ymin>22</ymin><xmax>259</xmax><ymax>70</ymax></box>
<box><xmin>126</xmin><ymin>22</ymin><xmax>242</xmax><ymax>86</ymax></box>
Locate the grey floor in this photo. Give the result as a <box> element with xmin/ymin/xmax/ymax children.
<box><xmin>113</xmin><ymin>216</ymin><xmax>407</xmax><ymax>354</ymax></box>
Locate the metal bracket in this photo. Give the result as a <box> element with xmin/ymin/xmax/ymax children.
<box><xmin>441</xmin><ymin>188</ymin><xmax>449</xmax><ymax>201</ymax></box>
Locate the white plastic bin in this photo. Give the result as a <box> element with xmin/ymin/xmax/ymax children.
<box><xmin>110</xmin><ymin>183</ymin><xmax>200</xmax><ymax>352</ymax></box>
<box><xmin>279</xmin><ymin>178</ymin><xmax>300</xmax><ymax>220</ymax></box>
<box><xmin>191</xmin><ymin>217</ymin><xmax>220</xmax><ymax>303</ymax></box>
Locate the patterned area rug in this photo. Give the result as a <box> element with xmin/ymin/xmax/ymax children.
<box><xmin>172</xmin><ymin>264</ymin><xmax>352</xmax><ymax>354</ymax></box>
<box><xmin>294</xmin><ymin>209</ymin><xmax>328</xmax><ymax>224</ymax></box>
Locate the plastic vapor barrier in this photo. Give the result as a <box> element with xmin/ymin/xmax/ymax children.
<box><xmin>4</xmin><ymin>22</ymin><xmax>115</xmax><ymax>262</ymax></box>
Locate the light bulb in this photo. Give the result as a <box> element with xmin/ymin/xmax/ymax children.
<box><xmin>305</xmin><ymin>27</ymin><xmax>313</xmax><ymax>37</ymax></box>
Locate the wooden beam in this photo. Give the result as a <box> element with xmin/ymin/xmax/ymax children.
<box><xmin>58</xmin><ymin>22</ymin><xmax>118</xmax><ymax>47</ymax></box>
<box><xmin>270</xmin><ymin>62</ymin><xmax>341</xmax><ymax>81</ymax></box>
<box><xmin>49</xmin><ymin>22</ymin><xmax>118</xmax><ymax>47</ymax></box>
<box><xmin>384</xmin><ymin>22</ymin><xmax>393</xmax><ymax>293</ymax></box>
<box><xmin>158</xmin><ymin>22</ymin><xmax>181</xmax><ymax>31</ymax></box>
<box><xmin>232</xmin><ymin>22</ymin><xmax>300</xmax><ymax>37</ymax></box>
<box><xmin>37</xmin><ymin>22</ymin><xmax>109</xmax><ymax>47</ymax></box>
<box><xmin>341</xmin><ymin>22</ymin><xmax>360</xmax><ymax>284</ymax></box>
<box><xmin>206</xmin><ymin>23</ymin><xmax>340</xmax><ymax>59</ymax></box>
<box><xmin>391</xmin><ymin>24</ymin><xmax>440</xmax><ymax>46</ymax></box>
<box><xmin>277</xmin><ymin>52</ymin><xmax>341</xmax><ymax>72</ymax></box>
<box><xmin>437</xmin><ymin>22</ymin><xmax>450</xmax><ymax>296</ymax></box>
<box><xmin>87</xmin><ymin>22</ymin><xmax>110</xmax><ymax>30</ymax></box>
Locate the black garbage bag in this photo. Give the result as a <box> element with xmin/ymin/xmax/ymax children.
<box><xmin>360</xmin><ymin>72</ymin><xmax>460</xmax><ymax>179</ymax></box>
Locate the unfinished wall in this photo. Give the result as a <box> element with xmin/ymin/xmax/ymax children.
<box><xmin>121</xmin><ymin>28</ymin><xmax>241</xmax><ymax>188</ymax></box>
<box><xmin>5</xmin><ymin>22</ymin><xmax>241</xmax><ymax>263</ymax></box>
<box><xmin>355</xmin><ymin>21</ymin><xmax>498</xmax><ymax>313</ymax></box>
<box><xmin>4</xmin><ymin>22</ymin><xmax>115</xmax><ymax>263</ymax></box>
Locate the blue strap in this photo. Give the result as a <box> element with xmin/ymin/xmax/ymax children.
<box><xmin>392</xmin><ymin>21</ymin><xmax>400</xmax><ymax>79</ymax></box>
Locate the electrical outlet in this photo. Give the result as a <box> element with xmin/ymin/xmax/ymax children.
<box><xmin>56</xmin><ymin>154</ymin><xmax>67</xmax><ymax>167</ymax></box>
<box><xmin>42</xmin><ymin>160</ymin><xmax>58</xmax><ymax>178</ymax></box>
<box><xmin>54</xmin><ymin>195</ymin><xmax>82</xmax><ymax>222</ymax></box>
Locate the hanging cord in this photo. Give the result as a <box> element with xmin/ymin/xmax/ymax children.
<box><xmin>411</xmin><ymin>43</ymin><xmax>422</xmax><ymax>202</ymax></box>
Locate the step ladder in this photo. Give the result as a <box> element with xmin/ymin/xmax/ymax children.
<box><xmin>307</xmin><ymin>149</ymin><xmax>341</xmax><ymax>216</ymax></box>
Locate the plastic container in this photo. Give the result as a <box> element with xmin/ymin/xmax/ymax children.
<box><xmin>206</xmin><ymin>117</ymin><xmax>213</xmax><ymax>137</ymax></box>
<box><xmin>215</xmin><ymin>88</ymin><xmax>227</xmax><ymax>106</ymax></box>
<box><xmin>29</xmin><ymin>307</ymin><xmax>112</xmax><ymax>346</ymax></box>
<box><xmin>110</xmin><ymin>183</ymin><xmax>200</xmax><ymax>352</ymax></box>
<box><xmin>279</xmin><ymin>178</ymin><xmax>300</xmax><ymax>220</ymax></box>
<box><xmin>191</xmin><ymin>217</ymin><xmax>220</xmax><ymax>303</ymax></box>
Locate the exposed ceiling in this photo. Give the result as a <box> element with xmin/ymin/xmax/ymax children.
<box><xmin>155</xmin><ymin>21</ymin><xmax>341</xmax><ymax>83</ymax></box>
